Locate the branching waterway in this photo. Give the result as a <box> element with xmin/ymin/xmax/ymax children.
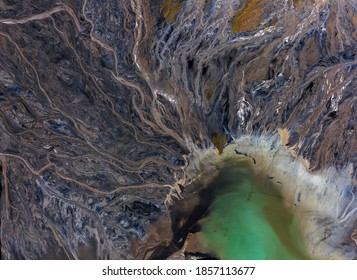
<box><xmin>0</xmin><ymin>0</ymin><xmax>355</xmax><ymax>259</ymax></box>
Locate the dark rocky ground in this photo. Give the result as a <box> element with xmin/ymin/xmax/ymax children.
<box><xmin>0</xmin><ymin>0</ymin><xmax>356</xmax><ymax>259</ymax></box>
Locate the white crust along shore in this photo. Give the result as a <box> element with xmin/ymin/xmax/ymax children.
<box><xmin>183</xmin><ymin>134</ymin><xmax>357</xmax><ymax>260</ymax></box>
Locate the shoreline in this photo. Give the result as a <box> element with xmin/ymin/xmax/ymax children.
<box><xmin>183</xmin><ymin>135</ymin><xmax>356</xmax><ymax>259</ymax></box>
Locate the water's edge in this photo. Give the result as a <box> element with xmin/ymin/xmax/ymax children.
<box><xmin>138</xmin><ymin>135</ymin><xmax>356</xmax><ymax>260</ymax></box>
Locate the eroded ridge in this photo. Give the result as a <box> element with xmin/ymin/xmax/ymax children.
<box><xmin>140</xmin><ymin>0</ymin><xmax>356</xmax><ymax>172</ymax></box>
<box><xmin>0</xmin><ymin>0</ymin><xmax>190</xmax><ymax>259</ymax></box>
<box><xmin>0</xmin><ymin>0</ymin><xmax>356</xmax><ymax>259</ymax></box>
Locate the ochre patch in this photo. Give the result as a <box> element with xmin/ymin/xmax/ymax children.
<box><xmin>231</xmin><ymin>0</ymin><xmax>268</xmax><ymax>33</ymax></box>
<box><xmin>161</xmin><ymin>0</ymin><xmax>183</xmax><ymax>23</ymax></box>
<box><xmin>211</xmin><ymin>133</ymin><xmax>228</xmax><ymax>155</ymax></box>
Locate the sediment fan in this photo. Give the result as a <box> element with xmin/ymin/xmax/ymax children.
<box><xmin>0</xmin><ymin>0</ymin><xmax>355</xmax><ymax>259</ymax></box>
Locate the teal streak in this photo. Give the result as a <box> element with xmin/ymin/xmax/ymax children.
<box><xmin>200</xmin><ymin>162</ymin><xmax>310</xmax><ymax>260</ymax></box>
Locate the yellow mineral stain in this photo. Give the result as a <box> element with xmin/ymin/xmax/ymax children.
<box><xmin>211</xmin><ymin>133</ymin><xmax>228</xmax><ymax>155</ymax></box>
<box><xmin>49</xmin><ymin>223</ymin><xmax>72</xmax><ymax>259</ymax></box>
<box><xmin>293</xmin><ymin>0</ymin><xmax>303</xmax><ymax>7</ymax></box>
<box><xmin>49</xmin><ymin>224</ymin><xmax>62</xmax><ymax>246</ymax></box>
<box><xmin>231</xmin><ymin>0</ymin><xmax>268</xmax><ymax>33</ymax></box>
<box><xmin>161</xmin><ymin>0</ymin><xmax>183</xmax><ymax>23</ymax></box>
<box><xmin>204</xmin><ymin>82</ymin><xmax>218</xmax><ymax>101</ymax></box>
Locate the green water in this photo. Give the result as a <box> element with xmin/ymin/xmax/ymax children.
<box><xmin>200</xmin><ymin>160</ymin><xmax>310</xmax><ymax>260</ymax></box>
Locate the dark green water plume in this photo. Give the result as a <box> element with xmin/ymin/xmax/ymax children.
<box><xmin>200</xmin><ymin>160</ymin><xmax>310</xmax><ymax>260</ymax></box>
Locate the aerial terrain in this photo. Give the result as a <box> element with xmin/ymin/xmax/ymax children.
<box><xmin>0</xmin><ymin>0</ymin><xmax>356</xmax><ymax>259</ymax></box>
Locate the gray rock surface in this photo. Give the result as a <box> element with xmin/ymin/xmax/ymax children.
<box><xmin>0</xmin><ymin>0</ymin><xmax>355</xmax><ymax>259</ymax></box>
